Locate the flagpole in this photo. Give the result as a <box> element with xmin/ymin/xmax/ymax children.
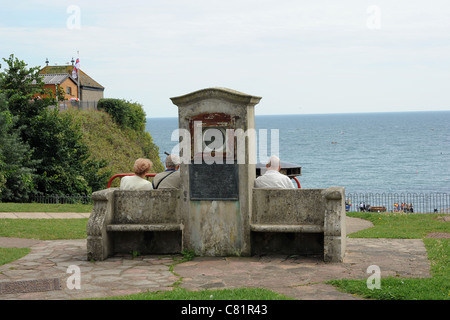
<box><xmin>77</xmin><ymin>51</ymin><xmax>81</xmax><ymax>101</ymax></box>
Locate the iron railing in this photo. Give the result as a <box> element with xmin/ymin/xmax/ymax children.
<box><xmin>27</xmin><ymin>192</ymin><xmax>450</xmax><ymax>213</ymax></box>
<box><xmin>29</xmin><ymin>194</ymin><xmax>92</xmax><ymax>205</ymax></box>
<box><xmin>48</xmin><ymin>100</ymin><xmax>98</xmax><ymax>111</ymax></box>
<box><xmin>346</xmin><ymin>193</ymin><xmax>450</xmax><ymax>213</ymax></box>
<box><xmin>59</xmin><ymin>100</ymin><xmax>98</xmax><ymax>111</ymax></box>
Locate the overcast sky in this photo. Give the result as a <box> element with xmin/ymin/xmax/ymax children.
<box><xmin>1</xmin><ymin>0</ymin><xmax>449</xmax><ymax>118</ymax></box>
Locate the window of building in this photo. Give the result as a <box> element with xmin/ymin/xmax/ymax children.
<box><xmin>67</xmin><ymin>87</ymin><xmax>71</xmax><ymax>95</ymax></box>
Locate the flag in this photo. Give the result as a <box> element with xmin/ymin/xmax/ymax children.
<box><xmin>72</xmin><ymin>57</ymin><xmax>80</xmax><ymax>79</ymax></box>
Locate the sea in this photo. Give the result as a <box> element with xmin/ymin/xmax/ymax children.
<box><xmin>146</xmin><ymin>111</ymin><xmax>450</xmax><ymax>195</ymax></box>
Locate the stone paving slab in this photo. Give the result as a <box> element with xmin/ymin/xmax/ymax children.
<box><xmin>0</xmin><ymin>239</ymin><xmax>179</xmax><ymax>300</ymax></box>
<box><xmin>0</xmin><ymin>217</ymin><xmax>432</xmax><ymax>300</ymax></box>
<box><xmin>0</xmin><ymin>237</ymin><xmax>431</xmax><ymax>300</ymax></box>
<box><xmin>174</xmin><ymin>238</ymin><xmax>431</xmax><ymax>300</ymax></box>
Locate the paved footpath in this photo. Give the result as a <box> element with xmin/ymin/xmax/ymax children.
<box><xmin>0</xmin><ymin>212</ymin><xmax>90</xmax><ymax>219</ymax></box>
<box><xmin>0</xmin><ymin>214</ymin><xmax>431</xmax><ymax>300</ymax></box>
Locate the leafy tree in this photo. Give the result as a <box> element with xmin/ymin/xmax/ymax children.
<box><xmin>97</xmin><ymin>98</ymin><xmax>147</xmax><ymax>131</ymax></box>
<box><xmin>97</xmin><ymin>98</ymin><xmax>129</xmax><ymax>128</ymax></box>
<box><xmin>83</xmin><ymin>159</ymin><xmax>112</xmax><ymax>193</ymax></box>
<box><xmin>0</xmin><ymin>93</ymin><xmax>36</xmax><ymax>202</ymax></box>
<box><xmin>0</xmin><ymin>55</ymin><xmax>110</xmax><ymax>199</ymax></box>
<box><xmin>127</xmin><ymin>100</ymin><xmax>147</xmax><ymax>132</ymax></box>
<box><xmin>0</xmin><ymin>54</ymin><xmax>53</xmax><ymax>127</ymax></box>
<box><xmin>26</xmin><ymin>108</ymin><xmax>92</xmax><ymax>195</ymax></box>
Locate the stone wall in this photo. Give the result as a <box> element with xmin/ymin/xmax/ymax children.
<box><xmin>81</xmin><ymin>88</ymin><xmax>103</xmax><ymax>102</ymax></box>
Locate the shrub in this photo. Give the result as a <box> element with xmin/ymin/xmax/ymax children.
<box><xmin>97</xmin><ymin>98</ymin><xmax>146</xmax><ymax>132</ymax></box>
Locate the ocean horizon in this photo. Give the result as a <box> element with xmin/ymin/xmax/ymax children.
<box><xmin>149</xmin><ymin>109</ymin><xmax>450</xmax><ymax>119</ymax></box>
<box><xmin>146</xmin><ymin>110</ymin><xmax>450</xmax><ymax>195</ymax></box>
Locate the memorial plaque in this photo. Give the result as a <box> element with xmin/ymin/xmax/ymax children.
<box><xmin>189</xmin><ymin>161</ymin><xmax>239</xmax><ymax>200</ymax></box>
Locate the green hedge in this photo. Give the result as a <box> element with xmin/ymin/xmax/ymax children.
<box><xmin>97</xmin><ymin>98</ymin><xmax>146</xmax><ymax>132</ymax></box>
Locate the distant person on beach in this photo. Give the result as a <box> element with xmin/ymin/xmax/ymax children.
<box><xmin>152</xmin><ymin>154</ymin><xmax>181</xmax><ymax>189</ymax></box>
<box><xmin>120</xmin><ymin>158</ymin><xmax>153</xmax><ymax>190</ymax></box>
<box><xmin>360</xmin><ymin>202</ymin><xmax>366</xmax><ymax>212</ymax></box>
<box><xmin>254</xmin><ymin>155</ymin><xmax>295</xmax><ymax>189</ymax></box>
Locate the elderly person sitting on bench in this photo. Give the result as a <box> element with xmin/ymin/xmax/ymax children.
<box><xmin>254</xmin><ymin>155</ymin><xmax>295</xmax><ymax>189</ymax></box>
<box><xmin>120</xmin><ymin>158</ymin><xmax>153</xmax><ymax>190</ymax></box>
<box><xmin>152</xmin><ymin>154</ymin><xmax>181</xmax><ymax>189</ymax></box>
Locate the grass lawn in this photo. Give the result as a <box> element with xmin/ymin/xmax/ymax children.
<box><xmin>346</xmin><ymin>211</ymin><xmax>449</xmax><ymax>239</ymax></box>
<box><xmin>0</xmin><ymin>248</ymin><xmax>31</xmax><ymax>266</ymax></box>
<box><xmin>0</xmin><ymin>202</ymin><xmax>93</xmax><ymax>213</ymax></box>
<box><xmin>327</xmin><ymin>212</ymin><xmax>450</xmax><ymax>300</ymax></box>
<box><xmin>0</xmin><ymin>219</ymin><xmax>88</xmax><ymax>240</ymax></box>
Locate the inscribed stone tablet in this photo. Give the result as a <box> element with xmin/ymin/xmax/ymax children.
<box><xmin>189</xmin><ymin>162</ymin><xmax>239</xmax><ymax>200</ymax></box>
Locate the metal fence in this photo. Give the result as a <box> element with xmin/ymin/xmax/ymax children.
<box><xmin>48</xmin><ymin>100</ymin><xmax>98</xmax><ymax>111</ymax></box>
<box><xmin>26</xmin><ymin>192</ymin><xmax>450</xmax><ymax>213</ymax></box>
<box><xmin>30</xmin><ymin>194</ymin><xmax>92</xmax><ymax>205</ymax></box>
<box><xmin>346</xmin><ymin>193</ymin><xmax>450</xmax><ymax>213</ymax></box>
<box><xmin>59</xmin><ymin>100</ymin><xmax>98</xmax><ymax>111</ymax></box>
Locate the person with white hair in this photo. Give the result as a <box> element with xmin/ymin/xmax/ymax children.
<box><xmin>152</xmin><ymin>154</ymin><xmax>181</xmax><ymax>189</ymax></box>
<box><xmin>120</xmin><ymin>158</ymin><xmax>154</xmax><ymax>190</ymax></box>
<box><xmin>254</xmin><ymin>155</ymin><xmax>295</xmax><ymax>189</ymax></box>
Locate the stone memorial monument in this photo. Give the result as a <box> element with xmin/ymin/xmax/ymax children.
<box><xmin>170</xmin><ymin>87</ymin><xmax>262</xmax><ymax>256</ymax></box>
<box><xmin>87</xmin><ymin>87</ymin><xmax>346</xmax><ymax>262</ymax></box>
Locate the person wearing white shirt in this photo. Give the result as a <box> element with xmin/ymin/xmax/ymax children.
<box><xmin>120</xmin><ymin>158</ymin><xmax>153</xmax><ymax>191</ymax></box>
<box><xmin>254</xmin><ymin>155</ymin><xmax>295</xmax><ymax>189</ymax></box>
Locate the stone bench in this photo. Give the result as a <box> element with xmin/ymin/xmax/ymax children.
<box><xmin>251</xmin><ymin>187</ymin><xmax>346</xmax><ymax>262</ymax></box>
<box><xmin>87</xmin><ymin>186</ymin><xmax>346</xmax><ymax>262</ymax></box>
<box><xmin>87</xmin><ymin>188</ymin><xmax>182</xmax><ymax>261</ymax></box>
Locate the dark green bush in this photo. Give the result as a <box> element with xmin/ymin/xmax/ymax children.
<box><xmin>97</xmin><ymin>98</ymin><xmax>146</xmax><ymax>132</ymax></box>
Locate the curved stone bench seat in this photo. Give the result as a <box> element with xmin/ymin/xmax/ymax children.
<box><xmin>87</xmin><ymin>188</ymin><xmax>181</xmax><ymax>261</ymax></box>
<box><xmin>87</xmin><ymin>186</ymin><xmax>346</xmax><ymax>262</ymax></box>
<box><xmin>251</xmin><ymin>187</ymin><xmax>346</xmax><ymax>262</ymax></box>
<box><xmin>250</xmin><ymin>224</ymin><xmax>324</xmax><ymax>233</ymax></box>
<box><xmin>106</xmin><ymin>224</ymin><xmax>182</xmax><ymax>232</ymax></box>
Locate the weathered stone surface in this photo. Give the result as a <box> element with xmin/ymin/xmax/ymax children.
<box><xmin>251</xmin><ymin>187</ymin><xmax>346</xmax><ymax>261</ymax></box>
<box><xmin>87</xmin><ymin>88</ymin><xmax>346</xmax><ymax>263</ymax></box>
<box><xmin>252</xmin><ymin>188</ymin><xmax>325</xmax><ymax>226</ymax></box>
<box><xmin>87</xmin><ymin>189</ymin><xmax>182</xmax><ymax>260</ymax></box>
<box><xmin>323</xmin><ymin>187</ymin><xmax>346</xmax><ymax>262</ymax></box>
<box><xmin>170</xmin><ymin>87</ymin><xmax>262</xmax><ymax>108</ymax></box>
<box><xmin>172</xmin><ymin>88</ymin><xmax>261</xmax><ymax>257</ymax></box>
<box><xmin>321</xmin><ymin>187</ymin><xmax>343</xmax><ymax>200</ymax></box>
<box><xmin>1</xmin><ymin>218</ymin><xmax>432</xmax><ymax>300</ymax></box>
<box><xmin>175</xmin><ymin>238</ymin><xmax>431</xmax><ymax>300</ymax></box>
<box><xmin>113</xmin><ymin>189</ymin><xmax>180</xmax><ymax>224</ymax></box>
